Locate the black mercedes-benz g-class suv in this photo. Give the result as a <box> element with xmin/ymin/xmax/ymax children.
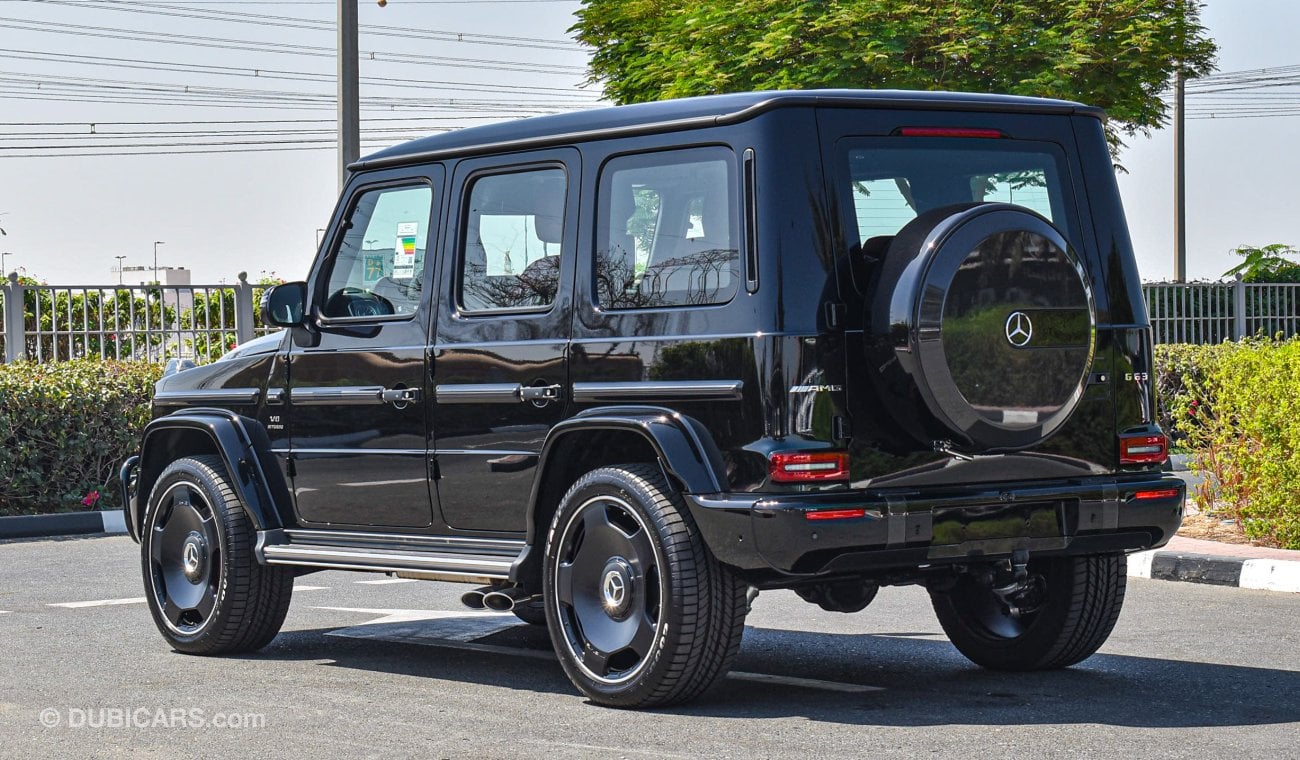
<box><xmin>121</xmin><ymin>90</ymin><xmax>1183</xmax><ymax>708</ymax></box>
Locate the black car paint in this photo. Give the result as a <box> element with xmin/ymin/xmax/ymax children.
<box><xmin>127</xmin><ymin>90</ymin><xmax>1182</xmax><ymax>586</ymax></box>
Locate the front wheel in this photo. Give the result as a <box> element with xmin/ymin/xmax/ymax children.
<box><xmin>543</xmin><ymin>464</ymin><xmax>748</xmax><ymax>708</ymax></box>
<box><xmin>141</xmin><ymin>455</ymin><xmax>293</xmax><ymax>654</ymax></box>
<box><xmin>929</xmin><ymin>553</ymin><xmax>1126</xmax><ymax>670</ymax></box>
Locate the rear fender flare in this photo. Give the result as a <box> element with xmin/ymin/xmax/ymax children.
<box><xmin>509</xmin><ymin>406</ymin><xmax>727</xmax><ymax>584</ymax></box>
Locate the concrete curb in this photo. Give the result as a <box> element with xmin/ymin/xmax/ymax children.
<box><xmin>1129</xmin><ymin>547</ymin><xmax>1300</xmax><ymax>593</ymax></box>
<box><xmin>0</xmin><ymin>510</ymin><xmax>128</xmax><ymax>540</ymax></box>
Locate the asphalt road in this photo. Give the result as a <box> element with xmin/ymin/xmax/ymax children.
<box><xmin>1</xmin><ymin>535</ymin><xmax>1297</xmax><ymax>759</ymax></box>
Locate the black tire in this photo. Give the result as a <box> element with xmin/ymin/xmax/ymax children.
<box><xmin>930</xmin><ymin>553</ymin><xmax>1126</xmax><ymax>670</ymax></box>
<box><xmin>141</xmin><ymin>455</ymin><xmax>293</xmax><ymax>655</ymax></box>
<box><xmin>512</xmin><ymin>599</ymin><xmax>548</xmax><ymax>626</ymax></box>
<box><xmin>543</xmin><ymin>464</ymin><xmax>748</xmax><ymax>708</ymax></box>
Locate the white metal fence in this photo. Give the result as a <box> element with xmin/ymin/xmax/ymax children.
<box><xmin>0</xmin><ymin>272</ymin><xmax>278</xmax><ymax>364</ymax></box>
<box><xmin>1143</xmin><ymin>278</ymin><xmax>1300</xmax><ymax>345</ymax></box>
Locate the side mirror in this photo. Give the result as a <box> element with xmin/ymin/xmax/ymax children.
<box><xmin>261</xmin><ymin>281</ymin><xmax>307</xmax><ymax>327</ymax></box>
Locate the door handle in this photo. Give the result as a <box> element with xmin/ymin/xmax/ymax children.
<box><xmin>381</xmin><ymin>387</ymin><xmax>422</xmax><ymax>407</ymax></box>
<box><xmin>519</xmin><ymin>384</ymin><xmax>562</xmax><ymax>404</ymax></box>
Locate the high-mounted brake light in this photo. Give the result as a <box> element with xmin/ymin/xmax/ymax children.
<box><xmin>1134</xmin><ymin>488</ymin><xmax>1181</xmax><ymax>501</ymax></box>
<box><xmin>769</xmin><ymin>451</ymin><xmax>849</xmax><ymax>483</ymax></box>
<box><xmin>1119</xmin><ymin>433</ymin><xmax>1168</xmax><ymax>465</ymax></box>
<box><xmin>897</xmin><ymin>127</ymin><xmax>1005</xmax><ymax>139</ymax></box>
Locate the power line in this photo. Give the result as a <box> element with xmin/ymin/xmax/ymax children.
<box><xmin>0</xmin><ymin>48</ymin><xmax>601</xmax><ymax>100</ymax></box>
<box><xmin>25</xmin><ymin>0</ymin><xmax>579</xmax><ymax>50</ymax></box>
<box><xmin>0</xmin><ymin>17</ymin><xmax>588</xmax><ymax>75</ymax></box>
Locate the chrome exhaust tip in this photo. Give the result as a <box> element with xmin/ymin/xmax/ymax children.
<box><xmin>460</xmin><ymin>587</ymin><xmax>489</xmax><ymax>610</ymax></box>
<box><xmin>481</xmin><ymin>590</ymin><xmax>516</xmax><ymax>612</ymax></box>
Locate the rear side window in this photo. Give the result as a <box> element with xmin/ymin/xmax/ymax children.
<box><xmin>596</xmin><ymin>147</ymin><xmax>739</xmax><ymax>310</ymax></box>
<box><xmin>459</xmin><ymin>167</ymin><xmax>567</xmax><ymax>313</ymax></box>
<box><xmin>843</xmin><ymin>138</ymin><xmax>1074</xmax><ymax>247</ymax></box>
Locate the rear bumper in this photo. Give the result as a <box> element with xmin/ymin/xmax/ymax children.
<box><xmin>686</xmin><ymin>474</ymin><xmax>1185</xmax><ymax>585</ymax></box>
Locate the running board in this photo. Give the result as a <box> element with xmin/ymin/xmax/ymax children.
<box><xmin>256</xmin><ymin>529</ymin><xmax>520</xmax><ymax>584</ymax></box>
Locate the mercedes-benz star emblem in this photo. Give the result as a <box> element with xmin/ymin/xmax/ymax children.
<box><xmin>602</xmin><ymin>570</ymin><xmax>626</xmax><ymax>608</ymax></box>
<box><xmin>1005</xmin><ymin>311</ymin><xmax>1034</xmax><ymax>348</ymax></box>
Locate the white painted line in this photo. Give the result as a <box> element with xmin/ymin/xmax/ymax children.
<box><xmin>0</xmin><ymin>610</ymin><xmax>11</xmax><ymax>614</ymax></box>
<box><xmin>354</xmin><ymin>578</ymin><xmax>419</xmax><ymax>585</ymax></box>
<box><xmin>293</xmin><ymin>585</ymin><xmax>330</xmax><ymax>591</ymax></box>
<box><xmin>728</xmin><ymin>671</ymin><xmax>884</xmax><ymax>694</ymax></box>
<box><xmin>1239</xmin><ymin>559</ymin><xmax>1300</xmax><ymax>593</ymax></box>
<box><xmin>1127</xmin><ymin>550</ymin><xmax>1155</xmax><ymax>578</ymax></box>
<box><xmin>319</xmin><ymin>607</ymin><xmax>519</xmax><ymax>643</ymax></box>
<box><xmin>48</xmin><ymin>597</ymin><xmax>146</xmax><ymax>609</ymax></box>
<box><xmin>100</xmin><ymin>510</ymin><xmax>128</xmax><ymax>534</ymax></box>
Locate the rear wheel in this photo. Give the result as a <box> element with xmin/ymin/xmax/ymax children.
<box><xmin>543</xmin><ymin>464</ymin><xmax>748</xmax><ymax>707</ymax></box>
<box><xmin>141</xmin><ymin>455</ymin><xmax>293</xmax><ymax>654</ymax></box>
<box><xmin>929</xmin><ymin>553</ymin><xmax>1126</xmax><ymax>670</ymax></box>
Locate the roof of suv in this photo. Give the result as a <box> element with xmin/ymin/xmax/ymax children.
<box><xmin>353</xmin><ymin>89</ymin><xmax>1105</xmax><ymax>171</ymax></box>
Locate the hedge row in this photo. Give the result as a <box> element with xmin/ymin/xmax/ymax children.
<box><xmin>0</xmin><ymin>360</ymin><xmax>160</xmax><ymax>517</ymax></box>
<box><xmin>1157</xmin><ymin>339</ymin><xmax>1300</xmax><ymax>549</ymax></box>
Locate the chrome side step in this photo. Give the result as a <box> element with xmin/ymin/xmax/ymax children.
<box><xmin>257</xmin><ymin>529</ymin><xmax>521</xmax><ymax>584</ymax></box>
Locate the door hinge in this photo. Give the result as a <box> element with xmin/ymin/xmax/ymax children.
<box><xmin>285</xmin><ymin>456</ymin><xmax>297</xmax><ymax>478</ymax></box>
<box><xmin>824</xmin><ymin>301</ymin><xmax>846</xmax><ymax>329</ymax></box>
<box><xmin>429</xmin><ymin>455</ymin><xmax>441</xmax><ymax>481</ymax></box>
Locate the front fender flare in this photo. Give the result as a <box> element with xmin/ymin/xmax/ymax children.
<box><xmin>126</xmin><ymin>408</ymin><xmax>290</xmax><ymax>542</ymax></box>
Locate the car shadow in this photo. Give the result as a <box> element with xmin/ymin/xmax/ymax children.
<box><xmin>240</xmin><ymin>620</ymin><xmax>1300</xmax><ymax>727</ymax></box>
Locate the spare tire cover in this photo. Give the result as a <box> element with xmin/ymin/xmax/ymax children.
<box><xmin>866</xmin><ymin>203</ymin><xmax>1095</xmax><ymax>451</ymax></box>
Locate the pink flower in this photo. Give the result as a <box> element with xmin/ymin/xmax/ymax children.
<box><xmin>82</xmin><ymin>490</ymin><xmax>100</xmax><ymax>508</ymax></box>
<box><xmin>229</xmin><ymin>342</ymin><xmax>237</xmax><ymax>350</ymax></box>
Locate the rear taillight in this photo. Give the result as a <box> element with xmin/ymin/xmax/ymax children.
<box><xmin>769</xmin><ymin>451</ymin><xmax>849</xmax><ymax>483</ymax></box>
<box><xmin>1119</xmin><ymin>433</ymin><xmax>1168</xmax><ymax>465</ymax></box>
<box><xmin>804</xmin><ymin>508</ymin><xmax>866</xmax><ymax>521</ymax></box>
<box><xmin>897</xmin><ymin>127</ymin><xmax>1005</xmax><ymax>139</ymax></box>
<box><xmin>1134</xmin><ymin>488</ymin><xmax>1181</xmax><ymax>501</ymax></box>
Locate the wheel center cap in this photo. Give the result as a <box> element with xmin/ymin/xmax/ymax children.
<box><xmin>600</xmin><ymin>558</ymin><xmax>633</xmax><ymax>619</ymax></box>
<box><xmin>181</xmin><ymin>532</ymin><xmax>207</xmax><ymax>583</ymax></box>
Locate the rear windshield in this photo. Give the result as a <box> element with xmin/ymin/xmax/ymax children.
<box><xmin>842</xmin><ymin>138</ymin><xmax>1076</xmax><ymax>248</ymax></box>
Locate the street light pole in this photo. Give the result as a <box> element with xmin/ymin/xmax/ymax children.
<box><xmin>1173</xmin><ymin>69</ymin><xmax>1187</xmax><ymax>283</ymax></box>
<box><xmin>338</xmin><ymin>0</ymin><xmax>360</xmax><ymax>191</ymax></box>
<box><xmin>1</xmin><ymin>251</ymin><xmax>12</xmax><ymax>276</ymax></box>
<box><xmin>115</xmin><ymin>255</ymin><xmax>126</xmax><ymax>285</ymax></box>
<box><xmin>153</xmin><ymin>241</ymin><xmax>165</xmax><ymax>284</ymax></box>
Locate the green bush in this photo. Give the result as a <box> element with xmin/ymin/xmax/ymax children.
<box><xmin>1167</xmin><ymin>338</ymin><xmax>1300</xmax><ymax>549</ymax></box>
<box><xmin>0</xmin><ymin>360</ymin><xmax>160</xmax><ymax>516</ymax></box>
<box><xmin>1153</xmin><ymin>342</ymin><xmax>1233</xmax><ymax>443</ymax></box>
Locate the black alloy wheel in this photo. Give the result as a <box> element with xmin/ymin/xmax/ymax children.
<box><xmin>142</xmin><ymin>455</ymin><xmax>293</xmax><ymax>655</ymax></box>
<box><xmin>544</xmin><ymin>464</ymin><xmax>748</xmax><ymax>708</ymax></box>
<box><xmin>930</xmin><ymin>553</ymin><xmax>1127</xmax><ymax>671</ymax></box>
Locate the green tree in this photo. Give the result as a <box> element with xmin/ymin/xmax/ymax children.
<box><xmin>1223</xmin><ymin>243</ymin><xmax>1300</xmax><ymax>284</ymax></box>
<box><xmin>574</xmin><ymin>0</ymin><xmax>1217</xmax><ymax>153</ymax></box>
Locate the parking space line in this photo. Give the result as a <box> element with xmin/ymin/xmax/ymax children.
<box><xmin>728</xmin><ymin>671</ymin><xmax>884</xmax><ymax>693</ymax></box>
<box><xmin>48</xmin><ymin>597</ymin><xmax>146</xmax><ymax>609</ymax></box>
<box><xmin>293</xmin><ymin>585</ymin><xmax>330</xmax><ymax>591</ymax></box>
<box><xmin>319</xmin><ymin>608</ymin><xmax>888</xmax><ymax>694</ymax></box>
<box><xmin>354</xmin><ymin>578</ymin><xmax>418</xmax><ymax>585</ymax></box>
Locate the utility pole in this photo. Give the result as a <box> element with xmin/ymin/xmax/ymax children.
<box><xmin>153</xmin><ymin>240</ymin><xmax>165</xmax><ymax>284</ymax></box>
<box><xmin>115</xmin><ymin>255</ymin><xmax>126</xmax><ymax>285</ymax></box>
<box><xmin>1173</xmin><ymin>68</ymin><xmax>1187</xmax><ymax>283</ymax></box>
<box><xmin>338</xmin><ymin>0</ymin><xmax>360</xmax><ymax>191</ymax></box>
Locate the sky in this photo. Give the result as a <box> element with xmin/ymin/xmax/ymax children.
<box><xmin>0</xmin><ymin>0</ymin><xmax>1297</xmax><ymax>286</ymax></box>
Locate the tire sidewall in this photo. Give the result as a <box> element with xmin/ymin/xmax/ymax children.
<box><xmin>140</xmin><ymin>458</ymin><xmax>236</xmax><ymax>652</ymax></box>
<box><xmin>542</xmin><ymin>468</ymin><xmax>682</xmax><ymax>706</ymax></box>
